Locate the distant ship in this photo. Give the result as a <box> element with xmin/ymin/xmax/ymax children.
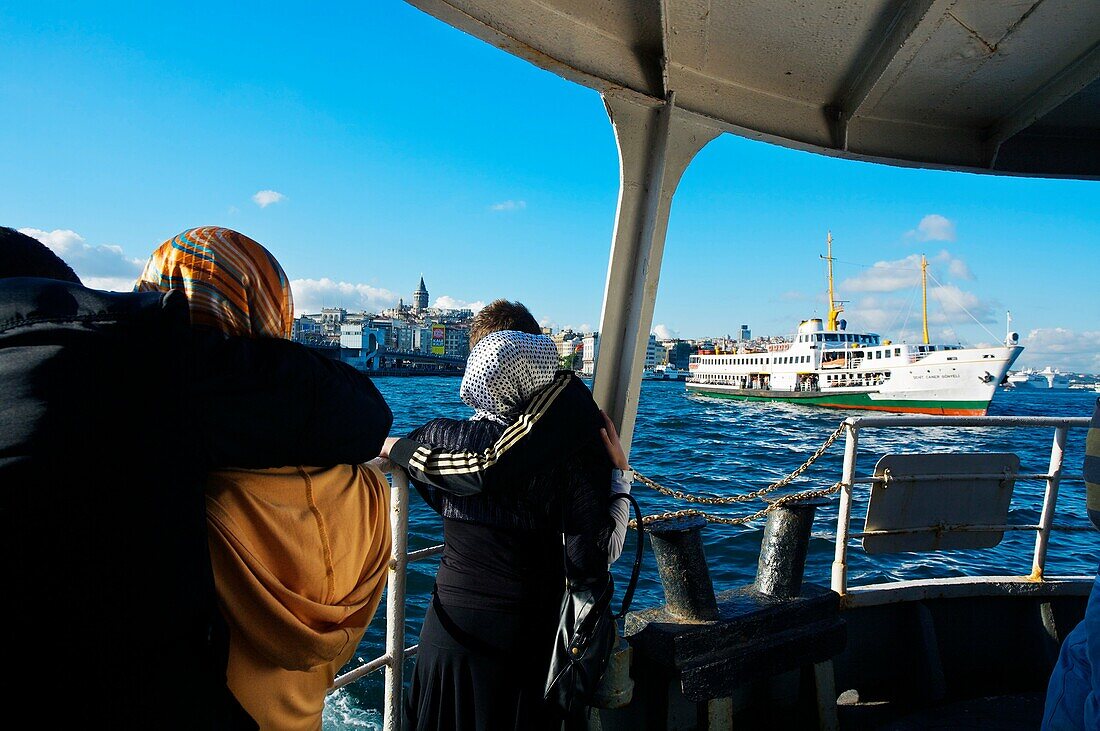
<box><xmin>686</xmin><ymin>233</ymin><xmax>1023</xmax><ymax>415</ymax></box>
<box><xmin>642</xmin><ymin>365</ymin><xmax>687</xmax><ymax>381</ymax></box>
<box><xmin>1003</xmin><ymin>367</ymin><xmax>1070</xmax><ymax>390</ymax></box>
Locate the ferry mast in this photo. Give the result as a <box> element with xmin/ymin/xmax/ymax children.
<box><xmin>821</xmin><ymin>231</ymin><xmax>845</xmax><ymax>330</ymax></box>
<box><xmin>921</xmin><ymin>254</ymin><xmax>930</xmax><ymax>344</ymax></box>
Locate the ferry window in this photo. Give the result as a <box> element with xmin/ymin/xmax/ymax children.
<box><xmin>825</xmin><ymin>334</ymin><xmax>838</xmax><ymax>342</ymax></box>
<box><xmin>895</xmin><ymin>348</ymin><xmax>901</xmax><ymax>356</ymax></box>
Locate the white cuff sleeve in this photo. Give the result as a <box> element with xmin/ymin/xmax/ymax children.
<box><xmin>607</xmin><ymin>469</ymin><xmax>633</xmax><ymax>564</ymax></box>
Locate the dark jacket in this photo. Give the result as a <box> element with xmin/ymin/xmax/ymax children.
<box><xmin>0</xmin><ymin>278</ymin><xmax>392</xmax><ymax>728</ymax></box>
<box><xmin>389</xmin><ymin>371</ymin><xmax>604</xmax><ymax>497</ymax></box>
<box><xmin>395</xmin><ymin>373</ymin><xmax>614</xmax><ymax>596</ymax></box>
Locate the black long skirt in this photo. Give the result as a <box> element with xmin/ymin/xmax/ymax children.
<box><xmin>405</xmin><ymin>594</ymin><xmax>566</xmax><ymax>731</ymax></box>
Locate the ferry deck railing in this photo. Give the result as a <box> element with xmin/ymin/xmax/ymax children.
<box><xmin>330</xmin><ymin>458</ymin><xmax>443</xmax><ymax>731</ymax></box>
<box><xmin>332</xmin><ymin>417</ymin><xmax>1093</xmax><ymax>728</ymax></box>
<box><xmin>830</xmin><ymin>415</ymin><xmax>1093</xmax><ymax>607</ymax></box>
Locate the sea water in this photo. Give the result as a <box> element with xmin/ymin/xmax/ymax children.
<box><xmin>323</xmin><ymin>381</ymin><xmax>1099</xmax><ymax>729</ymax></box>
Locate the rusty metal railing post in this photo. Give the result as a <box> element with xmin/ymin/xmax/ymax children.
<box><xmin>648</xmin><ymin>514</ymin><xmax>719</xmax><ymax>621</ymax></box>
<box><xmin>1032</xmin><ymin>426</ymin><xmax>1068</xmax><ymax>581</ymax></box>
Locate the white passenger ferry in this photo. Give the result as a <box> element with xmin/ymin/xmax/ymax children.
<box><xmin>687</xmin><ymin>235</ymin><xmax>1023</xmax><ymax>415</ymax></box>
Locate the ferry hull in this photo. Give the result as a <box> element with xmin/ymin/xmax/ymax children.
<box><xmin>684</xmin><ymin>385</ymin><xmax>990</xmax><ymax>415</ymax></box>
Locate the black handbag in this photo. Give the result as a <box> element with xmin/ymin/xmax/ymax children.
<box><xmin>544</xmin><ymin>492</ymin><xmax>644</xmax><ymax>713</ymax></box>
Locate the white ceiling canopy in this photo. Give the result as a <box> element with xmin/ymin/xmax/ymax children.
<box><xmin>408</xmin><ymin>0</ymin><xmax>1100</xmax><ymax>179</ymax></box>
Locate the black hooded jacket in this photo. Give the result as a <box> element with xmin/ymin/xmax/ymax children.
<box><xmin>399</xmin><ymin>373</ymin><xmax>613</xmax><ymax>612</ymax></box>
<box><xmin>0</xmin><ymin>278</ymin><xmax>393</xmax><ymax>728</ymax></box>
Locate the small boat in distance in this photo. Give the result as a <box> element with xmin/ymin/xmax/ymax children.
<box><xmin>686</xmin><ymin>233</ymin><xmax>1023</xmax><ymax>415</ymax></box>
<box><xmin>642</xmin><ymin>365</ymin><xmax>687</xmax><ymax>381</ymax></box>
<box><xmin>1003</xmin><ymin>367</ymin><xmax>1071</xmax><ymax>390</ymax></box>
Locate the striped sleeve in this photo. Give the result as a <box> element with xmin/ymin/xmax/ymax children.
<box><xmin>389</xmin><ymin>372</ymin><xmax>580</xmax><ymax>496</ymax></box>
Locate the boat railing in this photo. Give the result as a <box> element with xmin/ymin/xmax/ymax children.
<box><xmin>330</xmin><ymin>418</ymin><xmax>1093</xmax><ymax>728</ymax></box>
<box><xmin>830</xmin><ymin>415</ymin><xmax>1093</xmax><ymax>608</ymax></box>
<box><xmin>330</xmin><ymin>458</ymin><xmax>442</xmax><ymax>731</ymax></box>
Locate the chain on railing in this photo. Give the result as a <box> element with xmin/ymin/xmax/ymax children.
<box><xmin>630</xmin><ymin>422</ymin><xmax>850</xmax><ymax>527</ymax></box>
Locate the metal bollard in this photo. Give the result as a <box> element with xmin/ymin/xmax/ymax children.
<box><xmin>591</xmin><ymin>629</ymin><xmax>635</xmax><ymax>709</ymax></box>
<box><xmin>648</xmin><ymin>514</ymin><xmax>719</xmax><ymax>621</ymax></box>
<box><xmin>754</xmin><ymin>497</ymin><xmax>828</xmax><ymax>599</ymax></box>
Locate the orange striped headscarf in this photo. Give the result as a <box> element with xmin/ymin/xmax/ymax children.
<box><xmin>135</xmin><ymin>227</ymin><xmax>294</xmax><ymax>340</ymax></box>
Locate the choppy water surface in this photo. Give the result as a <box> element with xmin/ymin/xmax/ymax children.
<box><xmin>324</xmin><ymin>380</ymin><xmax>1098</xmax><ymax>729</ymax></box>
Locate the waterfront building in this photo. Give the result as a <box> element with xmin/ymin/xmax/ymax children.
<box><xmin>645</xmin><ymin>334</ymin><xmax>659</xmax><ymax>369</ymax></box>
<box><xmin>552</xmin><ymin>329</ymin><xmax>583</xmax><ymax>359</ymax></box>
<box><xmin>582</xmin><ymin>332</ymin><xmax>600</xmax><ymax>376</ymax></box>
<box><xmin>292</xmin><ymin>315</ymin><xmax>322</xmax><ymax>343</ymax></box>
<box><xmin>663</xmin><ymin>340</ymin><xmax>695</xmax><ymax>369</ymax></box>
<box><xmin>320</xmin><ymin>307</ymin><xmax>347</xmax><ymax>326</ymax></box>
<box><xmin>740</xmin><ymin>324</ymin><xmax>751</xmax><ymax>341</ymax></box>
<box><xmin>653</xmin><ymin>342</ymin><xmax>669</xmax><ymax>367</ymax></box>
<box><xmin>443</xmin><ymin>326</ymin><xmax>470</xmax><ymax>358</ymax></box>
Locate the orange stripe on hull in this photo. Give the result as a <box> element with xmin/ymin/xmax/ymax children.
<box><xmin>817</xmin><ymin>402</ymin><xmax>988</xmax><ymax>416</ymax></box>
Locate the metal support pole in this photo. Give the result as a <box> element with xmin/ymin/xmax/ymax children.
<box><xmin>1031</xmin><ymin>427</ymin><xmax>1068</xmax><ymax>581</ymax></box>
<box><xmin>384</xmin><ymin>468</ymin><xmax>410</xmax><ymax>731</ymax></box>
<box><xmin>755</xmin><ymin>498</ymin><xmax>828</xmax><ymax>598</ymax></box>
<box><xmin>831</xmin><ymin>425</ymin><xmax>859</xmax><ymax>595</ymax></box>
<box><xmin>648</xmin><ymin>514</ymin><xmax>719</xmax><ymax>621</ymax></box>
<box><xmin>592</xmin><ymin>93</ymin><xmax>719</xmax><ymax>455</ymax></box>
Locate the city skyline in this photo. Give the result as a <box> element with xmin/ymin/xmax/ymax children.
<box><xmin>2</xmin><ymin>2</ymin><xmax>1097</xmax><ymax>372</ymax></box>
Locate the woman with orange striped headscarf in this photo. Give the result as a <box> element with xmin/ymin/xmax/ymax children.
<box><xmin>136</xmin><ymin>226</ymin><xmax>294</xmax><ymax>339</ymax></box>
<box><xmin>137</xmin><ymin>227</ymin><xmax>392</xmax><ymax>731</ymax></box>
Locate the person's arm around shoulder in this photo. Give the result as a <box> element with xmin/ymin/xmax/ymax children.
<box><xmin>191</xmin><ymin>330</ymin><xmax>393</xmax><ymax>469</ymax></box>
<box><xmin>601</xmin><ymin>410</ymin><xmax>634</xmax><ymax>565</ymax></box>
<box><xmin>382</xmin><ymin>371</ymin><xmax>591</xmax><ymax>496</ymax></box>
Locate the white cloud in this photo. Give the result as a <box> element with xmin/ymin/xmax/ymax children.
<box><xmin>432</xmin><ymin>296</ymin><xmax>485</xmax><ymax>313</ymax></box>
<box><xmin>252</xmin><ymin>190</ymin><xmax>287</xmax><ymax>208</ymax></box>
<box><xmin>19</xmin><ymin>227</ymin><xmax>145</xmax><ymax>290</ymax></box>
<box><xmin>489</xmin><ymin>200</ymin><xmax>526</xmax><ymax>212</ymax></box>
<box><xmin>924</xmin><ymin>283</ymin><xmax>996</xmax><ymax>324</ymax></box>
<box><xmin>844</xmin><ymin>257</ymin><xmax>922</xmax><ymax>293</ymax></box>
<box><xmin>1016</xmin><ymin>328</ymin><xmax>1100</xmax><ymax>374</ymax></box>
<box><xmin>906</xmin><ymin>214</ymin><xmax>956</xmax><ymax>242</ymax></box>
<box><xmin>844</xmin><ymin>282</ymin><xmax>998</xmax><ymax>335</ymax></box>
<box><xmin>82</xmin><ymin>276</ymin><xmax>143</xmax><ymax>292</ymax></box>
<box><xmin>290</xmin><ymin>278</ymin><xmax>397</xmax><ymax>315</ymax></box>
<box><xmin>653</xmin><ymin>324</ymin><xmax>678</xmax><ymax>340</ymax></box>
<box><xmin>843</xmin><ymin>251</ymin><xmax>973</xmax><ymax>294</ymax></box>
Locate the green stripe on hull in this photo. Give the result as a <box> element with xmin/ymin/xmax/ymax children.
<box><xmin>685</xmin><ymin>386</ymin><xmax>988</xmax><ymax>414</ymax></box>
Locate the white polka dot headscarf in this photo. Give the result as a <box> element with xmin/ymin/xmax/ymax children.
<box><xmin>460</xmin><ymin>330</ymin><xmax>560</xmax><ymax>425</ymax></box>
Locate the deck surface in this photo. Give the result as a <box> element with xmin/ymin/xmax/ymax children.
<box><xmin>839</xmin><ymin>692</ymin><xmax>1045</xmax><ymax>730</ymax></box>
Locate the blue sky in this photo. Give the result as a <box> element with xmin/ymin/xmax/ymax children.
<box><xmin>2</xmin><ymin>1</ymin><xmax>1098</xmax><ymax>371</ymax></box>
